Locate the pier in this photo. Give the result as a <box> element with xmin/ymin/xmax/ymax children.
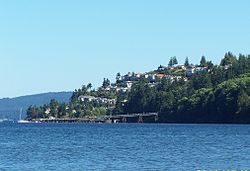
<box><xmin>30</xmin><ymin>113</ymin><xmax>159</xmax><ymax>123</ymax></box>
<box><xmin>104</xmin><ymin>113</ymin><xmax>158</xmax><ymax>123</ymax></box>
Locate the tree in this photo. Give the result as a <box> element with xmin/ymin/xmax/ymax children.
<box><xmin>125</xmin><ymin>80</ymin><xmax>154</xmax><ymax>113</ymax></box>
<box><xmin>168</xmin><ymin>57</ymin><xmax>174</xmax><ymax>67</ymax></box>
<box><xmin>190</xmin><ymin>73</ymin><xmax>212</xmax><ymax>90</ymax></box>
<box><xmin>50</xmin><ymin>99</ymin><xmax>59</xmax><ymax>117</ymax></box>
<box><xmin>200</xmin><ymin>56</ymin><xmax>207</xmax><ymax>67</ymax></box>
<box><xmin>26</xmin><ymin>105</ymin><xmax>38</xmax><ymax>119</ymax></box>
<box><xmin>168</xmin><ymin>56</ymin><xmax>178</xmax><ymax>67</ymax></box>
<box><xmin>116</xmin><ymin>72</ymin><xmax>121</xmax><ymax>83</ymax></box>
<box><xmin>87</xmin><ymin>83</ymin><xmax>92</xmax><ymax>91</ymax></box>
<box><xmin>238</xmin><ymin>54</ymin><xmax>248</xmax><ymax>75</ymax></box>
<box><xmin>220</xmin><ymin>52</ymin><xmax>237</xmax><ymax>66</ymax></box>
<box><xmin>173</xmin><ymin>56</ymin><xmax>178</xmax><ymax>65</ymax></box>
<box><xmin>207</xmin><ymin>61</ymin><xmax>214</xmax><ymax>69</ymax></box>
<box><xmin>184</xmin><ymin>57</ymin><xmax>189</xmax><ymax>67</ymax></box>
<box><xmin>102</xmin><ymin>78</ymin><xmax>110</xmax><ymax>88</ymax></box>
<box><xmin>237</xmin><ymin>90</ymin><xmax>250</xmax><ymax>114</ymax></box>
<box><xmin>58</xmin><ymin>103</ymin><xmax>67</xmax><ymax>118</ymax></box>
<box><xmin>81</xmin><ymin>85</ymin><xmax>88</xmax><ymax>94</ymax></box>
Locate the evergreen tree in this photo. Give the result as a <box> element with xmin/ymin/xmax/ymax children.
<box><xmin>220</xmin><ymin>52</ymin><xmax>237</xmax><ymax>66</ymax></box>
<box><xmin>184</xmin><ymin>57</ymin><xmax>189</xmax><ymax>67</ymax></box>
<box><xmin>50</xmin><ymin>99</ymin><xmax>59</xmax><ymax>117</ymax></box>
<box><xmin>102</xmin><ymin>78</ymin><xmax>111</xmax><ymax>88</ymax></box>
<box><xmin>87</xmin><ymin>83</ymin><xmax>92</xmax><ymax>91</ymax></box>
<box><xmin>173</xmin><ymin>56</ymin><xmax>178</xmax><ymax>65</ymax></box>
<box><xmin>116</xmin><ymin>72</ymin><xmax>121</xmax><ymax>83</ymax></box>
<box><xmin>200</xmin><ymin>56</ymin><xmax>207</xmax><ymax>67</ymax></box>
<box><xmin>237</xmin><ymin>90</ymin><xmax>250</xmax><ymax>114</ymax></box>
<box><xmin>168</xmin><ymin>57</ymin><xmax>173</xmax><ymax>67</ymax></box>
<box><xmin>207</xmin><ymin>61</ymin><xmax>214</xmax><ymax>69</ymax></box>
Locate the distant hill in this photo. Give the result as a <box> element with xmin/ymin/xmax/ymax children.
<box><xmin>0</xmin><ymin>92</ymin><xmax>72</xmax><ymax>120</ymax></box>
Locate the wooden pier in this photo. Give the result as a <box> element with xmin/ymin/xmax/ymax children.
<box><xmin>104</xmin><ymin>113</ymin><xmax>158</xmax><ymax>123</ymax></box>
<box><xmin>30</xmin><ymin>113</ymin><xmax>158</xmax><ymax>123</ymax></box>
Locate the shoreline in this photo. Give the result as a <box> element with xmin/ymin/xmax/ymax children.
<box><xmin>23</xmin><ymin>118</ymin><xmax>250</xmax><ymax>125</ymax></box>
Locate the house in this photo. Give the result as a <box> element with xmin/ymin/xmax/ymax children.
<box><xmin>155</xmin><ymin>74</ymin><xmax>165</xmax><ymax>79</ymax></box>
<box><xmin>78</xmin><ymin>95</ymin><xmax>96</xmax><ymax>102</ymax></box>
<box><xmin>116</xmin><ymin>87</ymin><xmax>129</xmax><ymax>93</ymax></box>
<box><xmin>107</xmin><ymin>99</ymin><xmax>117</xmax><ymax>106</ymax></box>
<box><xmin>175</xmin><ymin>76</ymin><xmax>182</xmax><ymax>81</ymax></box>
<box><xmin>147</xmin><ymin>74</ymin><xmax>156</xmax><ymax>82</ymax></box>
<box><xmin>186</xmin><ymin>66</ymin><xmax>209</xmax><ymax>77</ymax></box>
<box><xmin>157</xmin><ymin>65</ymin><xmax>167</xmax><ymax>71</ymax></box>
<box><xmin>148</xmin><ymin>82</ymin><xmax>157</xmax><ymax>88</ymax></box>
<box><xmin>49</xmin><ymin>116</ymin><xmax>56</xmax><ymax>120</ymax></box>
<box><xmin>186</xmin><ymin>68</ymin><xmax>195</xmax><ymax>77</ymax></box>
<box><xmin>195</xmin><ymin>67</ymin><xmax>209</xmax><ymax>74</ymax></box>
<box><xmin>221</xmin><ymin>64</ymin><xmax>232</xmax><ymax>70</ymax></box>
<box><xmin>45</xmin><ymin>108</ymin><xmax>51</xmax><ymax>115</ymax></box>
<box><xmin>78</xmin><ymin>95</ymin><xmax>117</xmax><ymax>106</ymax></box>
<box><xmin>167</xmin><ymin>66</ymin><xmax>175</xmax><ymax>70</ymax></box>
<box><xmin>176</xmin><ymin>65</ymin><xmax>187</xmax><ymax>70</ymax></box>
<box><xmin>183</xmin><ymin>77</ymin><xmax>188</xmax><ymax>82</ymax></box>
<box><xmin>125</xmin><ymin>81</ymin><xmax>133</xmax><ymax>89</ymax></box>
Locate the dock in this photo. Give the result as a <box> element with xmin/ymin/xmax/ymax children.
<box><xmin>30</xmin><ymin>112</ymin><xmax>159</xmax><ymax>123</ymax></box>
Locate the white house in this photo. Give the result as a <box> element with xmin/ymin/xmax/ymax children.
<box><xmin>186</xmin><ymin>68</ymin><xmax>195</xmax><ymax>77</ymax></box>
<box><xmin>78</xmin><ymin>95</ymin><xmax>96</xmax><ymax>102</ymax></box>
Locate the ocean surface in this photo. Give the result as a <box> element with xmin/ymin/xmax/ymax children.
<box><xmin>0</xmin><ymin>123</ymin><xmax>249</xmax><ymax>171</ymax></box>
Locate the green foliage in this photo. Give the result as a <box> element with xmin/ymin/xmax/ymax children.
<box><xmin>118</xmin><ymin>52</ymin><xmax>250</xmax><ymax>123</ymax></box>
<box><xmin>87</xmin><ymin>83</ymin><xmax>92</xmax><ymax>90</ymax></box>
<box><xmin>49</xmin><ymin>99</ymin><xmax>59</xmax><ymax>117</ymax></box>
<box><xmin>237</xmin><ymin>90</ymin><xmax>250</xmax><ymax>115</ymax></box>
<box><xmin>200</xmin><ymin>56</ymin><xmax>207</xmax><ymax>67</ymax></box>
<box><xmin>27</xmin><ymin>82</ymin><xmax>115</xmax><ymax>119</ymax></box>
<box><xmin>168</xmin><ymin>56</ymin><xmax>178</xmax><ymax>67</ymax></box>
<box><xmin>191</xmin><ymin>73</ymin><xmax>212</xmax><ymax>90</ymax></box>
<box><xmin>116</xmin><ymin>72</ymin><xmax>121</xmax><ymax>83</ymax></box>
<box><xmin>102</xmin><ymin>78</ymin><xmax>110</xmax><ymax>88</ymax></box>
<box><xmin>184</xmin><ymin>57</ymin><xmax>189</xmax><ymax>67</ymax></box>
<box><xmin>124</xmin><ymin>80</ymin><xmax>155</xmax><ymax>113</ymax></box>
<box><xmin>220</xmin><ymin>52</ymin><xmax>237</xmax><ymax>66</ymax></box>
<box><xmin>173</xmin><ymin>57</ymin><xmax>178</xmax><ymax>65</ymax></box>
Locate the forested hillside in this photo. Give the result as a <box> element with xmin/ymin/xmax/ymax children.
<box><xmin>26</xmin><ymin>52</ymin><xmax>250</xmax><ymax>123</ymax></box>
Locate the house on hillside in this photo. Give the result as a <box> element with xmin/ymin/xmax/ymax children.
<box><xmin>78</xmin><ymin>95</ymin><xmax>96</xmax><ymax>102</ymax></box>
<box><xmin>157</xmin><ymin>65</ymin><xmax>168</xmax><ymax>71</ymax></box>
<box><xmin>116</xmin><ymin>87</ymin><xmax>129</xmax><ymax>93</ymax></box>
<box><xmin>155</xmin><ymin>74</ymin><xmax>165</xmax><ymax>79</ymax></box>
<box><xmin>121</xmin><ymin>72</ymin><xmax>142</xmax><ymax>82</ymax></box>
<box><xmin>144</xmin><ymin>74</ymin><xmax>156</xmax><ymax>82</ymax></box>
<box><xmin>186</xmin><ymin>66</ymin><xmax>209</xmax><ymax>77</ymax></box>
<box><xmin>78</xmin><ymin>95</ymin><xmax>116</xmax><ymax>106</ymax></box>
<box><xmin>186</xmin><ymin>68</ymin><xmax>195</xmax><ymax>77</ymax></box>
<box><xmin>176</xmin><ymin>65</ymin><xmax>187</xmax><ymax>70</ymax></box>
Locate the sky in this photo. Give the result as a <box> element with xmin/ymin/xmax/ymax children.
<box><xmin>0</xmin><ymin>0</ymin><xmax>250</xmax><ymax>98</ymax></box>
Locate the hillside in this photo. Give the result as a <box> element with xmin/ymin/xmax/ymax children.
<box><xmin>26</xmin><ymin>52</ymin><xmax>250</xmax><ymax>123</ymax></box>
<box><xmin>0</xmin><ymin>92</ymin><xmax>72</xmax><ymax>119</ymax></box>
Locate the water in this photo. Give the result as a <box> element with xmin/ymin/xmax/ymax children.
<box><xmin>0</xmin><ymin>123</ymin><xmax>250</xmax><ymax>171</ymax></box>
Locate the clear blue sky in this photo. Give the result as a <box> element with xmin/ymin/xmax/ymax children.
<box><xmin>0</xmin><ymin>0</ymin><xmax>250</xmax><ymax>98</ymax></box>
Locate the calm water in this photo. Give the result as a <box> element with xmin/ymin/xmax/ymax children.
<box><xmin>0</xmin><ymin>123</ymin><xmax>249</xmax><ymax>171</ymax></box>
